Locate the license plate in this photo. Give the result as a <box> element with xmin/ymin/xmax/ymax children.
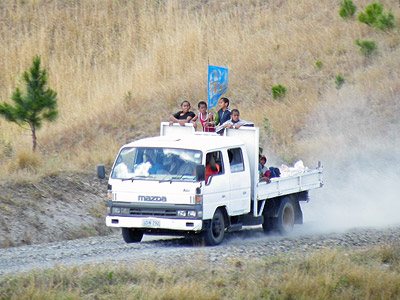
<box><xmin>142</xmin><ymin>219</ymin><xmax>160</xmax><ymax>227</ymax></box>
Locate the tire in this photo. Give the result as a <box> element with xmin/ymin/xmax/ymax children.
<box><xmin>273</xmin><ymin>197</ymin><xmax>295</xmax><ymax>235</ymax></box>
<box><xmin>202</xmin><ymin>209</ymin><xmax>225</xmax><ymax>246</ymax></box>
<box><xmin>121</xmin><ymin>228</ymin><xmax>143</xmax><ymax>243</ymax></box>
<box><xmin>262</xmin><ymin>215</ymin><xmax>273</xmax><ymax>233</ymax></box>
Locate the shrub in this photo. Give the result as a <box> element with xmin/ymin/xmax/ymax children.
<box><xmin>339</xmin><ymin>0</ymin><xmax>357</xmax><ymax>19</ymax></box>
<box><xmin>358</xmin><ymin>2</ymin><xmax>382</xmax><ymax>25</ymax></box>
<box><xmin>358</xmin><ymin>2</ymin><xmax>395</xmax><ymax>30</ymax></box>
<box><xmin>271</xmin><ymin>85</ymin><xmax>287</xmax><ymax>99</ymax></box>
<box><xmin>262</xmin><ymin>116</ymin><xmax>273</xmax><ymax>137</ymax></box>
<box><xmin>375</xmin><ymin>12</ymin><xmax>395</xmax><ymax>30</ymax></box>
<box><xmin>315</xmin><ymin>60</ymin><xmax>323</xmax><ymax>69</ymax></box>
<box><xmin>355</xmin><ymin>39</ymin><xmax>377</xmax><ymax>57</ymax></box>
<box><xmin>8</xmin><ymin>150</ymin><xmax>42</xmax><ymax>172</ymax></box>
<box><xmin>335</xmin><ymin>76</ymin><xmax>345</xmax><ymax>89</ymax></box>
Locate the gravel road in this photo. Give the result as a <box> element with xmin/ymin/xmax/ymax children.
<box><xmin>1</xmin><ymin>224</ymin><xmax>400</xmax><ymax>278</ymax></box>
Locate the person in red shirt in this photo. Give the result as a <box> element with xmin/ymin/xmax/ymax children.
<box><xmin>192</xmin><ymin>101</ymin><xmax>215</xmax><ymax>132</ymax></box>
<box><xmin>205</xmin><ymin>153</ymin><xmax>220</xmax><ymax>183</ymax></box>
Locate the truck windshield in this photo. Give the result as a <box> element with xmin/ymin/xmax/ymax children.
<box><xmin>111</xmin><ymin>147</ymin><xmax>202</xmax><ymax>181</ymax></box>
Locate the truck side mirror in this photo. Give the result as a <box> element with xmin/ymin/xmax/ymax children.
<box><xmin>97</xmin><ymin>164</ymin><xmax>106</xmax><ymax>179</ymax></box>
<box><xmin>195</xmin><ymin>165</ymin><xmax>205</xmax><ymax>182</ymax></box>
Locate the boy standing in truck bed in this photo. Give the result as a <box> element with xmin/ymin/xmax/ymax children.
<box><xmin>214</xmin><ymin>97</ymin><xmax>231</xmax><ymax>128</ymax></box>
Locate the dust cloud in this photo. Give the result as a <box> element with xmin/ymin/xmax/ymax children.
<box><xmin>299</xmin><ymin>87</ymin><xmax>400</xmax><ymax>233</ymax></box>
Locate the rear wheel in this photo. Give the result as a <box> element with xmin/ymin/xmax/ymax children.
<box><xmin>122</xmin><ymin>228</ymin><xmax>143</xmax><ymax>243</ymax></box>
<box><xmin>273</xmin><ymin>197</ymin><xmax>295</xmax><ymax>235</ymax></box>
<box><xmin>203</xmin><ymin>209</ymin><xmax>225</xmax><ymax>246</ymax></box>
<box><xmin>262</xmin><ymin>215</ymin><xmax>273</xmax><ymax>233</ymax></box>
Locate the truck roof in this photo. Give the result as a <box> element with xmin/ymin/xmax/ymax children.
<box><xmin>123</xmin><ymin>134</ymin><xmax>244</xmax><ymax>152</ymax></box>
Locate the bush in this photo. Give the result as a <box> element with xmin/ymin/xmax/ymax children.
<box><xmin>8</xmin><ymin>150</ymin><xmax>42</xmax><ymax>172</ymax></box>
<box><xmin>375</xmin><ymin>12</ymin><xmax>395</xmax><ymax>30</ymax></box>
<box><xmin>358</xmin><ymin>2</ymin><xmax>382</xmax><ymax>25</ymax></box>
<box><xmin>271</xmin><ymin>85</ymin><xmax>287</xmax><ymax>99</ymax></box>
<box><xmin>335</xmin><ymin>76</ymin><xmax>345</xmax><ymax>89</ymax></box>
<box><xmin>315</xmin><ymin>60</ymin><xmax>323</xmax><ymax>69</ymax></box>
<box><xmin>358</xmin><ymin>2</ymin><xmax>395</xmax><ymax>30</ymax></box>
<box><xmin>339</xmin><ymin>0</ymin><xmax>357</xmax><ymax>19</ymax></box>
<box><xmin>355</xmin><ymin>39</ymin><xmax>377</xmax><ymax>57</ymax></box>
<box><xmin>262</xmin><ymin>116</ymin><xmax>273</xmax><ymax>137</ymax></box>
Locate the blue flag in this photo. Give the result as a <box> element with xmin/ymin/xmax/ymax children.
<box><xmin>207</xmin><ymin>65</ymin><xmax>228</xmax><ymax>109</ymax></box>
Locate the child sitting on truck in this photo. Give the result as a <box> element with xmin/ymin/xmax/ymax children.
<box><xmin>259</xmin><ymin>155</ymin><xmax>270</xmax><ymax>178</ymax></box>
<box><xmin>259</xmin><ymin>155</ymin><xmax>271</xmax><ymax>183</ymax></box>
<box><xmin>191</xmin><ymin>101</ymin><xmax>215</xmax><ymax>132</ymax></box>
<box><xmin>169</xmin><ymin>100</ymin><xmax>196</xmax><ymax>126</ymax></box>
<box><xmin>215</xmin><ymin>109</ymin><xmax>254</xmax><ymax>134</ymax></box>
<box><xmin>214</xmin><ymin>97</ymin><xmax>231</xmax><ymax>128</ymax></box>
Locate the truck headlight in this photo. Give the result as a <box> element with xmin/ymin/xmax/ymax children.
<box><xmin>187</xmin><ymin>210</ymin><xmax>196</xmax><ymax>217</ymax></box>
<box><xmin>177</xmin><ymin>210</ymin><xmax>187</xmax><ymax>217</ymax></box>
<box><xmin>121</xmin><ymin>207</ymin><xmax>130</xmax><ymax>215</ymax></box>
<box><xmin>112</xmin><ymin>207</ymin><xmax>121</xmax><ymax>214</ymax></box>
<box><xmin>111</xmin><ymin>207</ymin><xmax>130</xmax><ymax>215</ymax></box>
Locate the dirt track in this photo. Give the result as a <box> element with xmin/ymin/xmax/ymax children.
<box><xmin>1</xmin><ymin>224</ymin><xmax>399</xmax><ymax>278</ymax></box>
<box><xmin>1</xmin><ymin>172</ymin><xmax>399</xmax><ymax>278</ymax></box>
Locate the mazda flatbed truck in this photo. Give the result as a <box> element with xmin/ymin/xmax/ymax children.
<box><xmin>98</xmin><ymin>122</ymin><xmax>323</xmax><ymax>245</ymax></box>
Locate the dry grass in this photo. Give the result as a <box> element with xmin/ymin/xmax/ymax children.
<box><xmin>1</xmin><ymin>244</ymin><xmax>399</xmax><ymax>299</ymax></box>
<box><xmin>0</xmin><ymin>0</ymin><xmax>399</xmax><ymax>180</ymax></box>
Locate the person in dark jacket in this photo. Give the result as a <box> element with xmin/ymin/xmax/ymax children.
<box><xmin>214</xmin><ymin>97</ymin><xmax>231</xmax><ymax>128</ymax></box>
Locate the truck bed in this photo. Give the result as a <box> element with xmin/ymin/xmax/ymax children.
<box><xmin>256</xmin><ymin>167</ymin><xmax>323</xmax><ymax>200</ymax></box>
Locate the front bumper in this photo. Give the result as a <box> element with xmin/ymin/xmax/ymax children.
<box><xmin>106</xmin><ymin>215</ymin><xmax>203</xmax><ymax>231</ymax></box>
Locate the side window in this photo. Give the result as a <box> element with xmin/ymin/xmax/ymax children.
<box><xmin>205</xmin><ymin>151</ymin><xmax>224</xmax><ymax>185</ymax></box>
<box><xmin>213</xmin><ymin>151</ymin><xmax>224</xmax><ymax>174</ymax></box>
<box><xmin>228</xmin><ymin>148</ymin><xmax>244</xmax><ymax>173</ymax></box>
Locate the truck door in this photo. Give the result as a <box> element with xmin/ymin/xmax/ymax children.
<box><xmin>227</xmin><ymin>147</ymin><xmax>251</xmax><ymax>215</ymax></box>
<box><xmin>202</xmin><ymin>151</ymin><xmax>230</xmax><ymax>220</ymax></box>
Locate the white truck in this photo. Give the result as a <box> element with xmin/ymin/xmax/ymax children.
<box><xmin>98</xmin><ymin>122</ymin><xmax>323</xmax><ymax>246</ymax></box>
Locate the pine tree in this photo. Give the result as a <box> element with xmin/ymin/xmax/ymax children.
<box><xmin>0</xmin><ymin>55</ymin><xmax>58</xmax><ymax>151</ymax></box>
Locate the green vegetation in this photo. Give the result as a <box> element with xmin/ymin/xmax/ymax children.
<box><xmin>315</xmin><ymin>60</ymin><xmax>323</xmax><ymax>69</ymax></box>
<box><xmin>271</xmin><ymin>84</ymin><xmax>287</xmax><ymax>99</ymax></box>
<box><xmin>335</xmin><ymin>75</ymin><xmax>346</xmax><ymax>89</ymax></box>
<box><xmin>339</xmin><ymin>0</ymin><xmax>357</xmax><ymax>19</ymax></box>
<box><xmin>0</xmin><ymin>56</ymin><xmax>58</xmax><ymax>152</ymax></box>
<box><xmin>358</xmin><ymin>2</ymin><xmax>395</xmax><ymax>30</ymax></box>
<box><xmin>356</xmin><ymin>39</ymin><xmax>377</xmax><ymax>57</ymax></box>
<box><xmin>262</xmin><ymin>116</ymin><xmax>273</xmax><ymax>138</ymax></box>
<box><xmin>1</xmin><ymin>244</ymin><xmax>399</xmax><ymax>299</ymax></box>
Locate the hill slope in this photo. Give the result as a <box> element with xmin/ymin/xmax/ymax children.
<box><xmin>0</xmin><ymin>0</ymin><xmax>399</xmax><ymax>246</ymax></box>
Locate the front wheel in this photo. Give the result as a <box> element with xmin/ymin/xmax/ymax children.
<box><xmin>202</xmin><ymin>209</ymin><xmax>225</xmax><ymax>246</ymax></box>
<box><xmin>122</xmin><ymin>228</ymin><xmax>143</xmax><ymax>243</ymax></box>
<box><xmin>273</xmin><ymin>197</ymin><xmax>295</xmax><ymax>235</ymax></box>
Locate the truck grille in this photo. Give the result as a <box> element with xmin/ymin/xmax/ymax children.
<box><xmin>129</xmin><ymin>208</ymin><xmax>177</xmax><ymax>217</ymax></box>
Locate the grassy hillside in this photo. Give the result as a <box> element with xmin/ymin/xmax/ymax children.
<box><xmin>0</xmin><ymin>0</ymin><xmax>399</xmax><ymax>182</ymax></box>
